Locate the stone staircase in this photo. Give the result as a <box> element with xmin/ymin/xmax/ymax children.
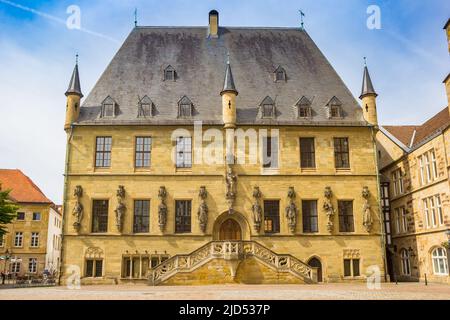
<box><xmin>150</xmin><ymin>241</ymin><xmax>316</xmax><ymax>285</ymax></box>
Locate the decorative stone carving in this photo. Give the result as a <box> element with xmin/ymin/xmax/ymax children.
<box><xmin>285</xmin><ymin>187</ymin><xmax>298</xmax><ymax>233</ymax></box>
<box><xmin>198</xmin><ymin>186</ymin><xmax>208</xmax><ymax>233</ymax></box>
<box><xmin>343</xmin><ymin>249</ymin><xmax>361</xmax><ymax>259</ymax></box>
<box><xmin>323</xmin><ymin>186</ymin><xmax>335</xmax><ymax>233</ymax></box>
<box><xmin>114</xmin><ymin>186</ymin><xmax>126</xmax><ymax>233</ymax></box>
<box><xmin>158</xmin><ymin>186</ymin><xmax>168</xmax><ymax>232</ymax></box>
<box><xmin>225</xmin><ymin>165</ymin><xmax>237</xmax><ymax>214</ymax></box>
<box><xmin>72</xmin><ymin>185</ymin><xmax>83</xmax><ymax>232</ymax></box>
<box><xmin>251</xmin><ymin>186</ymin><xmax>262</xmax><ymax>232</ymax></box>
<box><xmin>362</xmin><ymin>186</ymin><xmax>373</xmax><ymax>232</ymax></box>
<box><xmin>85</xmin><ymin>247</ymin><xmax>104</xmax><ymax>259</ymax></box>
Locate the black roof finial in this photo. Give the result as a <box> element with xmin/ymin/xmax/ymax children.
<box><xmin>65</xmin><ymin>54</ymin><xmax>83</xmax><ymax>98</ymax></box>
<box><xmin>359</xmin><ymin>59</ymin><xmax>377</xmax><ymax>99</ymax></box>
<box><xmin>220</xmin><ymin>53</ymin><xmax>238</xmax><ymax>96</ymax></box>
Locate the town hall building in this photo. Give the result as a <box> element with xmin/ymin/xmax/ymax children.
<box><xmin>60</xmin><ymin>11</ymin><xmax>386</xmax><ymax>285</ymax></box>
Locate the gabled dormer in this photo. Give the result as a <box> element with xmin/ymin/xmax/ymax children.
<box><xmin>259</xmin><ymin>96</ymin><xmax>276</xmax><ymax>119</ymax></box>
<box><xmin>137</xmin><ymin>95</ymin><xmax>154</xmax><ymax>118</ymax></box>
<box><xmin>178</xmin><ymin>96</ymin><xmax>193</xmax><ymax>118</ymax></box>
<box><xmin>100</xmin><ymin>96</ymin><xmax>117</xmax><ymax>118</ymax></box>
<box><xmin>295</xmin><ymin>96</ymin><xmax>312</xmax><ymax>119</ymax></box>
<box><xmin>273</xmin><ymin>66</ymin><xmax>287</xmax><ymax>82</ymax></box>
<box><xmin>163</xmin><ymin>65</ymin><xmax>176</xmax><ymax>81</ymax></box>
<box><xmin>326</xmin><ymin>96</ymin><xmax>343</xmax><ymax>119</ymax></box>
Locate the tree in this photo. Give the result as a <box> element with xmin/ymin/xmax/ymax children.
<box><xmin>0</xmin><ymin>189</ymin><xmax>18</xmax><ymax>237</ymax></box>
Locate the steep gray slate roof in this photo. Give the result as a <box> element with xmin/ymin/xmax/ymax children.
<box><xmin>78</xmin><ymin>26</ymin><xmax>366</xmax><ymax>126</ymax></box>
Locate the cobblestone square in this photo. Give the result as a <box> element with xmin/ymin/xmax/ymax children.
<box><xmin>0</xmin><ymin>283</ymin><xmax>449</xmax><ymax>300</ymax></box>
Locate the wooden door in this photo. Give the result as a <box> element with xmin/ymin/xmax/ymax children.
<box><xmin>219</xmin><ymin>219</ymin><xmax>242</xmax><ymax>240</ymax></box>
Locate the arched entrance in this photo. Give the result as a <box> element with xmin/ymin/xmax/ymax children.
<box><xmin>308</xmin><ymin>257</ymin><xmax>323</xmax><ymax>282</ymax></box>
<box><xmin>219</xmin><ymin>219</ymin><xmax>242</xmax><ymax>240</ymax></box>
<box><xmin>213</xmin><ymin>211</ymin><xmax>251</xmax><ymax>241</ymax></box>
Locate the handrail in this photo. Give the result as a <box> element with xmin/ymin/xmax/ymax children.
<box><xmin>150</xmin><ymin>241</ymin><xmax>314</xmax><ymax>285</ymax></box>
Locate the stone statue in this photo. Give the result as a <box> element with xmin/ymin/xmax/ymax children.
<box><xmin>198</xmin><ymin>186</ymin><xmax>208</xmax><ymax>233</ymax></box>
<box><xmin>252</xmin><ymin>186</ymin><xmax>262</xmax><ymax>232</ymax></box>
<box><xmin>323</xmin><ymin>186</ymin><xmax>335</xmax><ymax>233</ymax></box>
<box><xmin>285</xmin><ymin>187</ymin><xmax>298</xmax><ymax>233</ymax></box>
<box><xmin>362</xmin><ymin>186</ymin><xmax>373</xmax><ymax>232</ymax></box>
<box><xmin>114</xmin><ymin>186</ymin><xmax>126</xmax><ymax>232</ymax></box>
<box><xmin>225</xmin><ymin>165</ymin><xmax>237</xmax><ymax>214</ymax></box>
<box><xmin>158</xmin><ymin>186</ymin><xmax>168</xmax><ymax>232</ymax></box>
<box><xmin>72</xmin><ymin>185</ymin><xmax>83</xmax><ymax>232</ymax></box>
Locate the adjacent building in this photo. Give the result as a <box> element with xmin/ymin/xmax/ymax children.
<box><xmin>60</xmin><ymin>10</ymin><xmax>386</xmax><ymax>285</ymax></box>
<box><xmin>376</xmin><ymin>19</ymin><xmax>450</xmax><ymax>284</ymax></box>
<box><xmin>0</xmin><ymin>169</ymin><xmax>62</xmax><ymax>277</ymax></box>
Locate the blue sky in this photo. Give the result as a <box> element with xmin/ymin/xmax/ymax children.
<box><xmin>0</xmin><ymin>0</ymin><xmax>449</xmax><ymax>202</ymax></box>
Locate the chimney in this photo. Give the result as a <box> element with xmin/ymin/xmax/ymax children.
<box><xmin>208</xmin><ymin>10</ymin><xmax>219</xmax><ymax>38</ymax></box>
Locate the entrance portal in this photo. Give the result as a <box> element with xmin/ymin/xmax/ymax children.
<box><xmin>219</xmin><ymin>219</ymin><xmax>242</xmax><ymax>241</ymax></box>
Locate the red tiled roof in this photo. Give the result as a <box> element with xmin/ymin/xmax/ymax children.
<box><xmin>382</xmin><ymin>125</ymin><xmax>417</xmax><ymax>147</ymax></box>
<box><xmin>383</xmin><ymin>107</ymin><xmax>450</xmax><ymax>149</ymax></box>
<box><xmin>0</xmin><ymin>169</ymin><xmax>53</xmax><ymax>204</ymax></box>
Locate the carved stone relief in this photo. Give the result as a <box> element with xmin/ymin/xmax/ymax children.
<box><xmin>198</xmin><ymin>186</ymin><xmax>208</xmax><ymax>233</ymax></box>
<box><xmin>115</xmin><ymin>185</ymin><xmax>126</xmax><ymax>233</ymax></box>
<box><xmin>285</xmin><ymin>187</ymin><xmax>298</xmax><ymax>233</ymax></box>
<box><xmin>225</xmin><ymin>165</ymin><xmax>237</xmax><ymax>214</ymax></box>
<box><xmin>362</xmin><ymin>186</ymin><xmax>373</xmax><ymax>232</ymax></box>
<box><xmin>251</xmin><ymin>186</ymin><xmax>262</xmax><ymax>232</ymax></box>
<box><xmin>323</xmin><ymin>186</ymin><xmax>335</xmax><ymax>233</ymax></box>
<box><xmin>158</xmin><ymin>186</ymin><xmax>168</xmax><ymax>232</ymax></box>
<box><xmin>72</xmin><ymin>185</ymin><xmax>83</xmax><ymax>232</ymax></box>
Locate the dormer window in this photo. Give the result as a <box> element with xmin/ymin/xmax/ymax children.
<box><xmin>164</xmin><ymin>65</ymin><xmax>176</xmax><ymax>81</ymax></box>
<box><xmin>100</xmin><ymin>96</ymin><xmax>117</xmax><ymax>118</ymax></box>
<box><xmin>178</xmin><ymin>96</ymin><xmax>193</xmax><ymax>118</ymax></box>
<box><xmin>295</xmin><ymin>96</ymin><xmax>312</xmax><ymax>119</ymax></box>
<box><xmin>259</xmin><ymin>96</ymin><xmax>276</xmax><ymax>119</ymax></box>
<box><xmin>326</xmin><ymin>96</ymin><xmax>343</xmax><ymax>119</ymax></box>
<box><xmin>274</xmin><ymin>66</ymin><xmax>286</xmax><ymax>82</ymax></box>
<box><xmin>138</xmin><ymin>96</ymin><xmax>154</xmax><ymax>118</ymax></box>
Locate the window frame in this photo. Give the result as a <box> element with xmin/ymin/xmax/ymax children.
<box><xmin>135</xmin><ymin>136</ymin><xmax>152</xmax><ymax>168</ymax></box>
<box><xmin>431</xmin><ymin>248</ymin><xmax>448</xmax><ymax>276</ymax></box>
<box><xmin>262</xmin><ymin>136</ymin><xmax>279</xmax><ymax>169</ymax></box>
<box><xmin>85</xmin><ymin>259</ymin><xmax>103</xmax><ymax>278</ymax></box>
<box><xmin>175</xmin><ymin>136</ymin><xmax>192</xmax><ymax>169</ymax></box>
<box><xmin>338</xmin><ymin>200</ymin><xmax>354</xmax><ymax>233</ymax></box>
<box><xmin>30</xmin><ymin>232</ymin><xmax>39</xmax><ymax>248</ymax></box>
<box><xmin>343</xmin><ymin>258</ymin><xmax>360</xmax><ymax>277</ymax></box>
<box><xmin>28</xmin><ymin>258</ymin><xmax>38</xmax><ymax>273</ymax></box>
<box><xmin>302</xmin><ymin>200</ymin><xmax>318</xmax><ymax>233</ymax></box>
<box><xmin>334</xmin><ymin>137</ymin><xmax>350</xmax><ymax>169</ymax></box>
<box><xmin>300</xmin><ymin>138</ymin><xmax>316</xmax><ymax>169</ymax></box>
<box><xmin>133</xmin><ymin>200</ymin><xmax>150</xmax><ymax>234</ymax></box>
<box><xmin>400</xmin><ymin>249</ymin><xmax>411</xmax><ymax>276</ymax></box>
<box><xmin>32</xmin><ymin>212</ymin><xmax>41</xmax><ymax>221</ymax></box>
<box><xmin>263</xmin><ymin>200</ymin><xmax>280</xmax><ymax>234</ymax></box>
<box><xmin>175</xmin><ymin>200</ymin><xmax>192</xmax><ymax>234</ymax></box>
<box><xmin>14</xmin><ymin>232</ymin><xmax>23</xmax><ymax>247</ymax></box>
<box><xmin>91</xmin><ymin>199</ymin><xmax>109</xmax><ymax>233</ymax></box>
<box><xmin>95</xmin><ymin>136</ymin><xmax>112</xmax><ymax>168</ymax></box>
<box><xmin>16</xmin><ymin>212</ymin><xmax>25</xmax><ymax>221</ymax></box>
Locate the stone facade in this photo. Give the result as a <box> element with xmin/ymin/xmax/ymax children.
<box><xmin>60</xmin><ymin>10</ymin><xmax>386</xmax><ymax>285</ymax></box>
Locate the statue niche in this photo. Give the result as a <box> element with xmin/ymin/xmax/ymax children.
<box><xmin>251</xmin><ymin>186</ymin><xmax>262</xmax><ymax>232</ymax></box>
<box><xmin>115</xmin><ymin>186</ymin><xmax>126</xmax><ymax>233</ymax></box>
<box><xmin>362</xmin><ymin>186</ymin><xmax>373</xmax><ymax>232</ymax></box>
<box><xmin>285</xmin><ymin>187</ymin><xmax>298</xmax><ymax>233</ymax></box>
<box><xmin>225</xmin><ymin>165</ymin><xmax>237</xmax><ymax>214</ymax></box>
<box><xmin>72</xmin><ymin>185</ymin><xmax>83</xmax><ymax>232</ymax></box>
<box><xmin>158</xmin><ymin>186</ymin><xmax>168</xmax><ymax>232</ymax></box>
<box><xmin>197</xmin><ymin>186</ymin><xmax>208</xmax><ymax>233</ymax></box>
<box><xmin>323</xmin><ymin>186</ymin><xmax>335</xmax><ymax>233</ymax></box>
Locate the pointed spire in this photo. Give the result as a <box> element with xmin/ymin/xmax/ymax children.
<box><xmin>359</xmin><ymin>58</ymin><xmax>377</xmax><ymax>99</ymax></box>
<box><xmin>220</xmin><ymin>53</ymin><xmax>238</xmax><ymax>96</ymax></box>
<box><xmin>65</xmin><ymin>54</ymin><xmax>83</xmax><ymax>98</ymax></box>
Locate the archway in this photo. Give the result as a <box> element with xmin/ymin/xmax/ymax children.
<box><xmin>213</xmin><ymin>211</ymin><xmax>251</xmax><ymax>241</ymax></box>
<box><xmin>219</xmin><ymin>219</ymin><xmax>242</xmax><ymax>240</ymax></box>
<box><xmin>308</xmin><ymin>257</ymin><xmax>323</xmax><ymax>282</ymax></box>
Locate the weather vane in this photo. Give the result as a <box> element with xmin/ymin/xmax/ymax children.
<box><xmin>75</xmin><ymin>53</ymin><xmax>79</xmax><ymax>65</ymax></box>
<box><xmin>134</xmin><ymin>8</ymin><xmax>138</xmax><ymax>27</ymax></box>
<box><xmin>364</xmin><ymin>56</ymin><xmax>367</xmax><ymax>66</ymax></box>
<box><xmin>299</xmin><ymin>10</ymin><xmax>305</xmax><ymax>30</ymax></box>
